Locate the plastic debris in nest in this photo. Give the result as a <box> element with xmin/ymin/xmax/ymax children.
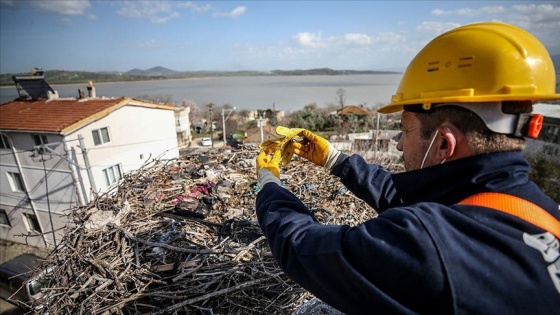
<box><xmin>29</xmin><ymin>145</ymin><xmax>386</xmax><ymax>314</ymax></box>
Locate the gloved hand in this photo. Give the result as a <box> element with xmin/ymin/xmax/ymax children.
<box><xmin>292</xmin><ymin>130</ymin><xmax>340</xmax><ymax>170</ymax></box>
<box><xmin>256</xmin><ymin>148</ymin><xmax>282</xmax><ymax>187</ymax></box>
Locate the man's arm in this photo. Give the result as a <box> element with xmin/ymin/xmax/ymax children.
<box><xmin>255</xmin><ymin>182</ymin><xmax>449</xmax><ymax>314</ymax></box>
<box><xmin>331</xmin><ymin>153</ymin><xmax>402</xmax><ymax>212</ymax></box>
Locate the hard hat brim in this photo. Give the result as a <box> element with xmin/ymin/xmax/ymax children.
<box><xmin>378</xmin><ymin>94</ymin><xmax>560</xmax><ymax>114</ymax></box>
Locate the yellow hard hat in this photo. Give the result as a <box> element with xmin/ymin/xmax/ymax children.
<box><xmin>378</xmin><ymin>22</ymin><xmax>560</xmax><ymax>114</ymax></box>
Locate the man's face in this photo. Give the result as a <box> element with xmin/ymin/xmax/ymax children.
<box><xmin>397</xmin><ymin>111</ymin><xmax>433</xmax><ymax>171</ymax></box>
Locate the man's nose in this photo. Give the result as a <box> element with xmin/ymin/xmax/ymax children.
<box><xmin>395</xmin><ymin>132</ymin><xmax>403</xmax><ymax>151</ymax></box>
<box><xmin>396</xmin><ymin>140</ymin><xmax>403</xmax><ymax>151</ymax></box>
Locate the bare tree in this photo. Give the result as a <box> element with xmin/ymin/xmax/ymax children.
<box><xmin>237</xmin><ymin>109</ymin><xmax>251</xmax><ymax>123</ymax></box>
<box><xmin>180</xmin><ymin>99</ymin><xmax>203</xmax><ymax>130</ymax></box>
<box><xmin>336</xmin><ymin>88</ymin><xmax>346</xmax><ymax>107</ymax></box>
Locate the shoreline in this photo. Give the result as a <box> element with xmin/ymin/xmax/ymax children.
<box><xmin>0</xmin><ymin>76</ymin><xmax>217</xmax><ymax>88</ymax></box>
<box><xmin>0</xmin><ymin>72</ymin><xmax>402</xmax><ymax>88</ymax></box>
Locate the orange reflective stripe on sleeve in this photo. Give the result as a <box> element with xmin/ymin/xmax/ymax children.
<box><xmin>459</xmin><ymin>192</ymin><xmax>560</xmax><ymax>239</ymax></box>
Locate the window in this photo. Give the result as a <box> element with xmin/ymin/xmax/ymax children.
<box><xmin>543</xmin><ymin>145</ymin><xmax>560</xmax><ymax>157</ymax></box>
<box><xmin>541</xmin><ymin>124</ymin><xmax>560</xmax><ymax>144</ymax></box>
<box><xmin>103</xmin><ymin>164</ymin><xmax>122</xmax><ymax>186</ymax></box>
<box><xmin>0</xmin><ymin>209</ymin><xmax>10</xmax><ymax>226</ymax></box>
<box><xmin>92</xmin><ymin>127</ymin><xmax>111</xmax><ymax>146</ymax></box>
<box><xmin>7</xmin><ymin>172</ymin><xmax>25</xmax><ymax>192</ymax></box>
<box><xmin>32</xmin><ymin>134</ymin><xmax>48</xmax><ymax>146</ymax></box>
<box><xmin>0</xmin><ymin>134</ymin><xmax>10</xmax><ymax>149</ymax></box>
<box><xmin>23</xmin><ymin>213</ymin><xmax>41</xmax><ymax>232</ymax></box>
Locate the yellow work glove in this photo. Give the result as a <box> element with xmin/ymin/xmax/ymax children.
<box><xmin>292</xmin><ymin>129</ymin><xmax>340</xmax><ymax>170</ymax></box>
<box><xmin>256</xmin><ymin>148</ymin><xmax>282</xmax><ymax>187</ymax></box>
<box><xmin>259</xmin><ymin>126</ymin><xmax>304</xmax><ymax>167</ymax></box>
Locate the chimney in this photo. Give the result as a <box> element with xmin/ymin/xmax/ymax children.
<box><xmin>47</xmin><ymin>90</ymin><xmax>59</xmax><ymax>100</ymax></box>
<box><xmin>87</xmin><ymin>81</ymin><xmax>96</xmax><ymax>98</ymax></box>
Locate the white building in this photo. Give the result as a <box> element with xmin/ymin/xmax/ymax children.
<box><xmin>0</xmin><ymin>91</ymin><xmax>178</xmax><ymax>248</ymax></box>
<box><xmin>175</xmin><ymin>105</ymin><xmax>192</xmax><ymax>146</ymax></box>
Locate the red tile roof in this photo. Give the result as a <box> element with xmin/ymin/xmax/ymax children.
<box><xmin>0</xmin><ymin>97</ymin><xmax>175</xmax><ymax>135</ymax></box>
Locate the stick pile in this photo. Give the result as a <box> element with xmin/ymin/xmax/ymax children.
<box><xmin>31</xmin><ymin>145</ymin><xmax>397</xmax><ymax>314</ymax></box>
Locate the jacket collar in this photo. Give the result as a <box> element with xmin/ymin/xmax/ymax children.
<box><xmin>391</xmin><ymin>151</ymin><xmax>530</xmax><ymax>206</ymax></box>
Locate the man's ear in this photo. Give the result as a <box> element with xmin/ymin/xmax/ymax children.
<box><xmin>436</xmin><ymin>126</ymin><xmax>457</xmax><ymax>160</ymax></box>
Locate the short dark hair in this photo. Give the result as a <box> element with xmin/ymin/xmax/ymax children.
<box><xmin>414</xmin><ymin>102</ymin><xmax>531</xmax><ymax>154</ymax></box>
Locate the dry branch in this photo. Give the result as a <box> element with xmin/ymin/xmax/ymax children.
<box><xmin>27</xmin><ymin>144</ymin><xmax>401</xmax><ymax>314</ymax></box>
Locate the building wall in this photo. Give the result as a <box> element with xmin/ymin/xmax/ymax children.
<box><xmin>175</xmin><ymin>106</ymin><xmax>192</xmax><ymax>146</ymax></box>
<box><xmin>0</xmin><ymin>102</ymin><xmax>178</xmax><ymax>248</ymax></box>
<box><xmin>0</xmin><ymin>132</ymin><xmax>76</xmax><ymax>248</ymax></box>
<box><xmin>66</xmin><ymin>104</ymin><xmax>178</xmax><ymax>195</ymax></box>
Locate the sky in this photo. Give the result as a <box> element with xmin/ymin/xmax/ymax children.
<box><xmin>0</xmin><ymin>0</ymin><xmax>559</xmax><ymax>74</ymax></box>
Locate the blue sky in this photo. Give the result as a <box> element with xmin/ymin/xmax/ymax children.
<box><xmin>1</xmin><ymin>1</ymin><xmax>559</xmax><ymax>74</ymax></box>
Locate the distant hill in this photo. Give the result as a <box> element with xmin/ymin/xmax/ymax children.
<box><xmin>124</xmin><ymin>67</ymin><xmax>399</xmax><ymax>77</ymax></box>
<box><xmin>127</xmin><ymin>66</ymin><xmax>182</xmax><ymax>77</ymax></box>
<box><xmin>270</xmin><ymin>68</ymin><xmax>398</xmax><ymax>75</ymax></box>
<box><xmin>0</xmin><ymin>67</ymin><xmax>401</xmax><ymax>86</ymax></box>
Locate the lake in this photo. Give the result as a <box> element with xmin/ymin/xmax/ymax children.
<box><xmin>0</xmin><ymin>74</ymin><xmax>402</xmax><ymax>112</ymax></box>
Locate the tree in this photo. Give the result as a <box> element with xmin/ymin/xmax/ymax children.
<box><xmin>237</xmin><ymin>109</ymin><xmax>252</xmax><ymax>122</ymax></box>
<box><xmin>179</xmin><ymin>99</ymin><xmax>201</xmax><ymax>123</ymax></box>
<box><xmin>336</xmin><ymin>88</ymin><xmax>346</xmax><ymax>107</ymax></box>
<box><xmin>286</xmin><ymin>103</ymin><xmax>339</xmax><ymax>131</ymax></box>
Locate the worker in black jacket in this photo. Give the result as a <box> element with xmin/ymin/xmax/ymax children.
<box><xmin>255</xmin><ymin>22</ymin><xmax>560</xmax><ymax>314</ymax></box>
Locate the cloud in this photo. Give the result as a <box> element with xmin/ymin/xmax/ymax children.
<box><xmin>178</xmin><ymin>1</ymin><xmax>212</xmax><ymax>13</ymax></box>
<box><xmin>0</xmin><ymin>0</ymin><xmax>16</xmax><ymax>7</ymax></box>
<box><xmin>432</xmin><ymin>6</ymin><xmax>506</xmax><ymax>16</ymax></box>
<box><xmin>213</xmin><ymin>6</ymin><xmax>247</xmax><ymax>18</ymax></box>
<box><xmin>32</xmin><ymin>0</ymin><xmax>93</xmax><ymax>16</ymax></box>
<box><xmin>116</xmin><ymin>0</ymin><xmax>179</xmax><ymax>23</ymax></box>
<box><xmin>292</xmin><ymin>32</ymin><xmax>325</xmax><ymax>48</ymax></box>
<box><xmin>344</xmin><ymin>33</ymin><xmax>372</xmax><ymax>45</ymax></box>
<box><xmin>416</xmin><ymin>21</ymin><xmax>461</xmax><ymax>35</ymax></box>
<box><xmin>509</xmin><ymin>4</ymin><xmax>560</xmax><ymax>51</ymax></box>
<box><xmin>430</xmin><ymin>3</ymin><xmax>560</xmax><ymax>52</ymax></box>
<box><xmin>511</xmin><ymin>3</ymin><xmax>560</xmax><ymax>24</ymax></box>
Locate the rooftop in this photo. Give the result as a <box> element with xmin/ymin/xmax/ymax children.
<box><xmin>0</xmin><ymin>97</ymin><xmax>175</xmax><ymax>135</ymax></box>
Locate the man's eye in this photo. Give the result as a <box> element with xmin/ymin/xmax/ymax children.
<box><xmin>402</xmin><ymin>127</ymin><xmax>417</xmax><ymax>134</ymax></box>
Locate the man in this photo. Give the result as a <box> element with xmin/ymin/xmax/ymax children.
<box><xmin>255</xmin><ymin>22</ymin><xmax>560</xmax><ymax>314</ymax></box>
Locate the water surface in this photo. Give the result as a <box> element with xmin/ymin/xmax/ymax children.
<box><xmin>0</xmin><ymin>74</ymin><xmax>402</xmax><ymax>112</ymax></box>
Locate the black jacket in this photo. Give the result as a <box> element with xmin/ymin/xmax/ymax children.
<box><xmin>255</xmin><ymin>151</ymin><xmax>560</xmax><ymax>314</ymax></box>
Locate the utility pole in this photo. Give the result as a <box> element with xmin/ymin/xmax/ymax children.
<box><xmin>221</xmin><ymin>106</ymin><xmax>236</xmax><ymax>147</ymax></box>
<box><xmin>259</xmin><ymin>116</ymin><xmax>264</xmax><ymax>143</ymax></box>
<box><xmin>78</xmin><ymin>134</ymin><xmax>97</xmax><ymax>193</ymax></box>
<box><xmin>376</xmin><ymin>112</ymin><xmax>380</xmax><ymax>152</ymax></box>
<box><xmin>39</xmin><ymin>149</ymin><xmax>57</xmax><ymax>248</ymax></box>
<box><xmin>207</xmin><ymin>103</ymin><xmax>214</xmax><ymax>148</ymax></box>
